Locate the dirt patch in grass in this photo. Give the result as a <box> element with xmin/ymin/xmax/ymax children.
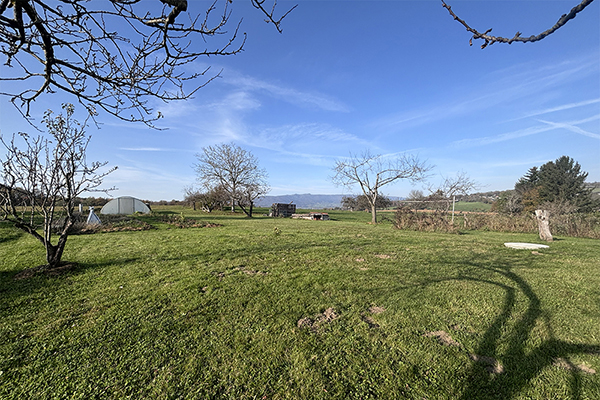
<box><xmin>156</xmin><ymin>215</ymin><xmax>221</xmax><ymax>229</ymax></box>
<box><xmin>553</xmin><ymin>358</ymin><xmax>596</xmax><ymax>374</ymax></box>
<box><xmin>214</xmin><ymin>272</ymin><xmax>226</xmax><ymax>281</ymax></box>
<box><xmin>361</xmin><ymin>306</ymin><xmax>386</xmax><ymax>328</ymax></box>
<box><xmin>374</xmin><ymin>254</ymin><xmax>392</xmax><ymax>259</ymax></box>
<box><xmin>469</xmin><ymin>354</ymin><xmax>504</xmax><ymax>374</ymax></box>
<box><xmin>14</xmin><ymin>262</ymin><xmax>79</xmax><ymax>280</ymax></box>
<box><xmin>368</xmin><ymin>306</ymin><xmax>385</xmax><ymax>314</ymax></box>
<box><xmin>76</xmin><ymin>216</ymin><xmax>154</xmax><ymax>233</ymax></box>
<box><xmin>361</xmin><ymin>316</ymin><xmax>379</xmax><ymax>328</ymax></box>
<box><xmin>424</xmin><ymin>330</ymin><xmax>504</xmax><ymax>374</ymax></box>
<box><xmin>423</xmin><ymin>330</ymin><xmax>462</xmax><ymax>347</ymax></box>
<box><xmin>297</xmin><ymin>307</ymin><xmax>339</xmax><ymax>331</ymax></box>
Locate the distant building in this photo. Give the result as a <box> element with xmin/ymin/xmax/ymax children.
<box><xmin>292</xmin><ymin>212</ymin><xmax>330</xmax><ymax>221</ymax></box>
<box><xmin>270</xmin><ymin>203</ymin><xmax>296</xmax><ymax>217</ymax></box>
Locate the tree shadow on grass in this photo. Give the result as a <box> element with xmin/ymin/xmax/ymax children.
<box><xmin>0</xmin><ymin>225</ymin><xmax>25</xmax><ymax>245</ymax></box>
<box><xmin>0</xmin><ymin>257</ymin><xmax>142</xmax><ymax>308</ymax></box>
<box><xmin>420</xmin><ymin>254</ymin><xmax>600</xmax><ymax>399</ymax></box>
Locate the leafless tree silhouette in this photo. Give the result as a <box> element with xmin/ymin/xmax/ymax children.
<box><xmin>0</xmin><ymin>104</ymin><xmax>115</xmax><ymax>268</ymax></box>
<box><xmin>332</xmin><ymin>151</ymin><xmax>430</xmax><ymax>224</ymax></box>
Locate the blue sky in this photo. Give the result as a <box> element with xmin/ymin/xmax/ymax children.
<box><xmin>1</xmin><ymin>0</ymin><xmax>599</xmax><ymax>201</ymax></box>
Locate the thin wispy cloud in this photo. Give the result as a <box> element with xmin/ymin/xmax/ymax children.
<box><xmin>251</xmin><ymin>123</ymin><xmax>370</xmax><ymax>151</ymax></box>
<box><xmin>210</xmin><ymin>91</ymin><xmax>262</xmax><ymax>111</ymax></box>
<box><xmin>514</xmin><ymin>98</ymin><xmax>600</xmax><ymax>120</ymax></box>
<box><xmin>452</xmin><ymin>114</ymin><xmax>600</xmax><ymax>148</ymax></box>
<box><xmin>224</xmin><ymin>71</ymin><xmax>350</xmax><ymax>113</ymax></box>
<box><xmin>371</xmin><ymin>53</ymin><xmax>599</xmax><ymax>134</ymax></box>
<box><xmin>537</xmin><ymin>116</ymin><xmax>600</xmax><ymax>140</ymax></box>
<box><xmin>451</xmin><ymin>125</ymin><xmax>556</xmax><ymax>148</ymax></box>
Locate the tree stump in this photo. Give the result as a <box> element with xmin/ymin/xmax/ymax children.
<box><xmin>535</xmin><ymin>210</ymin><xmax>553</xmax><ymax>242</ymax></box>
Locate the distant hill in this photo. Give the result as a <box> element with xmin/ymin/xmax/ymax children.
<box><xmin>256</xmin><ymin>194</ymin><xmax>347</xmax><ymax>209</ymax></box>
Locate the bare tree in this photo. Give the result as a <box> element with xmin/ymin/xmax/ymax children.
<box><xmin>194</xmin><ymin>142</ymin><xmax>269</xmax><ymax>215</ymax></box>
<box><xmin>426</xmin><ymin>171</ymin><xmax>479</xmax><ymax>211</ymax></box>
<box><xmin>332</xmin><ymin>151</ymin><xmax>430</xmax><ymax>224</ymax></box>
<box><xmin>406</xmin><ymin>189</ymin><xmax>426</xmax><ymax>211</ymax></box>
<box><xmin>0</xmin><ymin>104</ymin><xmax>115</xmax><ymax>269</ymax></box>
<box><xmin>0</xmin><ymin>0</ymin><xmax>295</xmax><ymax>126</ymax></box>
<box><xmin>442</xmin><ymin>0</ymin><xmax>595</xmax><ymax>49</ymax></box>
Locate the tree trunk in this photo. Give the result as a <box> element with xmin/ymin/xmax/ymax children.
<box><xmin>535</xmin><ymin>209</ymin><xmax>553</xmax><ymax>242</ymax></box>
<box><xmin>45</xmin><ymin>242</ymin><xmax>65</xmax><ymax>268</ymax></box>
<box><xmin>238</xmin><ymin>202</ymin><xmax>252</xmax><ymax>218</ymax></box>
<box><xmin>371</xmin><ymin>203</ymin><xmax>377</xmax><ymax>224</ymax></box>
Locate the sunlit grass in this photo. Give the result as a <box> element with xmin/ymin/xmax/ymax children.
<box><xmin>1</xmin><ymin>208</ymin><xmax>599</xmax><ymax>399</ymax></box>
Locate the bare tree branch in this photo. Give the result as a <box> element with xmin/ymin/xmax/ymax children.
<box><xmin>0</xmin><ymin>1</ymin><xmax>295</xmax><ymax>126</ymax></box>
<box><xmin>442</xmin><ymin>0</ymin><xmax>595</xmax><ymax>49</ymax></box>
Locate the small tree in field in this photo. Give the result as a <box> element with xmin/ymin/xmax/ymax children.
<box><xmin>184</xmin><ymin>185</ymin><xmax>228</xmax><ymax>212</ymax></box>
<box><xmin>426</xmin><ymin>171</ymin><xmax>479</xmax><ymax>211</ymax></box>
<box><xmin>237</xmin><ymin>180</ymin><xmax>270</xmax><ymax>218</ymax></box>
<box><xmin>0</xmin><ymin>104</ymin><xmax>115</xmax><ymax>269</ymax></box>
<box><xmin>332</xmin><ymin>151</ymin><xmax>430</xmax><ymax>224</ymax></box>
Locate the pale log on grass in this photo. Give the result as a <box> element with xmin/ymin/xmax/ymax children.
<box><xmin>535</xmin><ymin>210</ymin><xmax>553</xmax><ymax>242</ymax></box>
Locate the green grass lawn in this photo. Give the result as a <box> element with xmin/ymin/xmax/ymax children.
<box><xmin>1</xmin><ymin>208</ymin><xmax>599</xmax><ymax>399</ymax></box>
<box><xmin>453</xmin><ymin>202</ymin><xmax>493</xmax><ymax>212</ymax></box>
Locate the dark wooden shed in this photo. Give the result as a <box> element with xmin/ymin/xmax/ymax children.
<box><xmin>270</xmin><ymin>203</ymin><xmax>296</xmax><ymax>217</ymax></box>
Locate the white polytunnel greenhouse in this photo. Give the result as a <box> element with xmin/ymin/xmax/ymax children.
<box><xmin>100</xmin><ymin>196</ymin><xmax>151</xmax><ymax>215</ymax></box>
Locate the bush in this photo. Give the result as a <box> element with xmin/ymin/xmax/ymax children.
<box><xmin>462</xmin><ymin>213</ymin><xmax>536</xmax><ymax>233</ymax></box>
<box><xmin>549</xmin><ymin>212</ymin><xmax>600</xmax><ymax>239</ymax></box>
<box><xmin>394</xmin><ymin>206</ymin><xmax>459</xmax><ymax>233</ymax></box>
<box><xmin>395</xmin><ymin>205</ymin><xmax>600</xmax><ymax>239</ymax></box>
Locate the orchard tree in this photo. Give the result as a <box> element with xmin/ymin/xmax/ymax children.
<box><xmin>426</xmin><ymin>171</ymin><xmax>479</xmax><ymax>211</ymax></box>
<box><xmin>183</xmin><ymin>185</ymin><xmax>228</xmax><ymax>212</ymax></box>
<box><xmin>237</xmin><ymin>179</ymin><xmax>270</xmax><ymax>218</ymax></box>
<box><xmin>0</xmin><ymin>0</ymin><xmax>294</xmax><ymax>126</ymax></box>
<box><xmin>194</xmin><ymin>142</ymin><xmax>269</xmax><ymax>216</ymax></box>
<box><xmin>332</xmin><ymin>151</ymin><xmax>430</xmax><ymax>224</ymax></box>
<box><xmin>0</xmin><ymin>104</ymin><xmax>115</xmax><ymax>269</ymax></box>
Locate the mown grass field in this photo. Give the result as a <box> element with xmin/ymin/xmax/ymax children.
<box><xmin>453</xmin><ymin>201</ymin><xmax>492</xmax><ymax>212</ymax></box>
<box><xmin>1</xmin><ymin>207</ymin><xmax>599</xmax><ymax>399</ymax></box>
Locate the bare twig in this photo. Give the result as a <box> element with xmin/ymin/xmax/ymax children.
<box><xmin>442</xmin><ymin>0</ymin><xmax>595</xmax><ymax>49</ymax></box>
